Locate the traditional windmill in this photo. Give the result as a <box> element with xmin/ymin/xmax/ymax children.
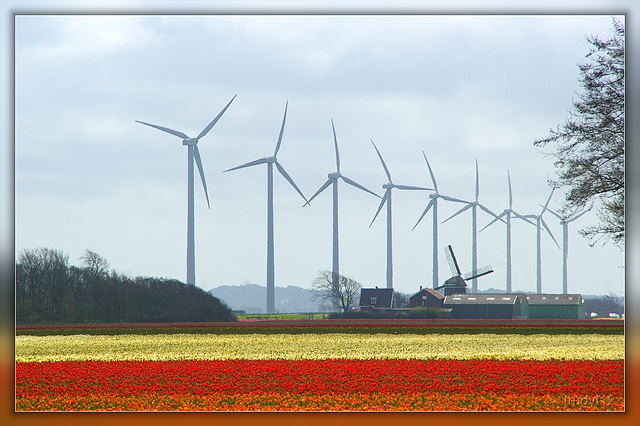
<box><xmin>435</xmin><ymin>245</ymin><xmax>494</xmax><ymax>295</ymax></box>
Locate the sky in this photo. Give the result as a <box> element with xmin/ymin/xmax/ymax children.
<box><xmin>8</xmin><ymin>2</ymin><xmax>636</xmax><ymax>307</ymax></box>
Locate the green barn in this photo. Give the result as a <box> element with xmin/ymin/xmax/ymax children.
<box><xmin>525</xmin><ymin>294</ymin><xmax>584</xmax><ymax>319</ymax></box>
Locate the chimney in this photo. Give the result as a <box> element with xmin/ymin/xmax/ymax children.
<box><xmin>420</xmin><ymin>286</ymin><xmax>423</xmax><ymax>291</ymax></box>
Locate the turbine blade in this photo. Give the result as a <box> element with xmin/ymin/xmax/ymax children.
<box><xmin>477</xmin><ymin>203</ymin><xmax>503</xmax><ymax>221</ymax></box>
<box><xmin>275</xmin><ymin>161</ymin><xmax>308</xmax><ymax>204</ymax></box>
<box><xmin>442</xmin><ymin>203</ymin><xmax>472</xmax><ymax>224</ymax></box>
<box><xmin>371</xmin><ymin>140</ymin><xmax>392</xmax><ymax>182</ymax></box>
<box><xmin>541</xmin><ymin>217</ymin><xmax>560</xmax><ymax>249</ymax></box>
<box><xmin>304</xmin><ymin>178</ymin><xmax>333</xmax><ymax>207</ymax></box>
<box><xmin>194</xmin><ymin>145</ymin><xmax>210</xmax><ymax>209</ymax></box>
<box><xmin>331</xmin><ymin>119</ymin><xmax>340</xmax><ymax>173</ymax></box>
<box><xmin>412</xmin><ymin>199</ymin><xmax>435</xmax><ymax>231</ymax></box>
<box><xmin>341</xmin><ymin>175</ymin><xmax>380</xmax><ymax>198</ymax></box>
<box><xmin>136</xmin><ymin>121</ymin><xmax>189</xmax><ymax>140</ymax></box>
<box><xmin>395</xmin><ymin>184</ymin><xmax>432</xmax><ymax>191</ymax></box>
<box><xmin>439</xmin><ymin>194</ymin><xmax>468</xmax><ymax>204</ymax></box>
<box><xmin>507</xmin><ymin>170</ymin><xmax>513</xmax><ymax>209</ymax></box>
<box><xmin>512</xmin><ymin>211</ymin><xmax>536</xmax><ymax>226</ymax></box>
<box><xmin>475</xmin><ymin>159</ymin><xmax>480</xmax><ymax>201</ymax></box>
<box><xmin>224</xmin><ymin>157</ymin><xmax>268</xmax><ymax>172</ymax></box>
<box><xmin>569</xmin><ymin>208</ymin><xmax>591</xmax><ymax>222</ymax></box>
<box><xmin>196</xmin><ymin>94</ymin><xmax>237</xmax><ymax>140</ymax></box>
<box><xmin>543</xmin><ymin>206</ymin><xmax>564</xmax><ymax>221</ymax></box>
<box><xmin>480</xmin><ymin>211</ymin><xmax>507</xmax><ymax>232</ymax></box>
<box><xmin>369</xmin><ymin>190</ymin><xmax>389</xmax><ymax>228</ymax></box>
<box><xmin>273</xmin><ymin>101</ymin><xmax>288</xmax><ymax>157</ymax></box>
<box><xmin>422</xmin><ymin>150</ymin><xmax>438</xmax><ymax>193</ymax></box>
<box><xmin>541</xmin><ymin>188</ymin><xmax>555</xmax><ymax>214</ymax></box>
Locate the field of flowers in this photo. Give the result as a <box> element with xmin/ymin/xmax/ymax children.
<box><xmin>16</xmin><ymin>333</ymin><xmax>624</xmax><ymax>361</ymax></box>
<box><xmin>15</xmin><ymin>319</ymin><xmax>625</xmax><ymax>411</ymax></box>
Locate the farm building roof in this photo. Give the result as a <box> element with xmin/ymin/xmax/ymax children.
<box><xmin>443</xmin><ymin>293</ymin><xmax>525</xmax><ymax>305</ymax></box>
<box><xmin>525</xmin><ymin>294</ymin><xmax>583</xmax><ymax>305</ymax></box>
<box><xmin>409</xmin><ymin>288</ymin><xmax>445</xmax><ymax>300</ymax></box>
<box><xmin>359</xmin><ymin>288</ymin><xmax>394</xmax><ymax>308</ymax></box>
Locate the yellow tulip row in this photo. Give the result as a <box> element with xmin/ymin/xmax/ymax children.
<box><xmin>15</xmin><ymin>332</ymin><xmax>624</xmax><ymax>362</ymax></box>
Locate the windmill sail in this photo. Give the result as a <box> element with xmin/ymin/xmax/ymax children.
<box><xmin>441</xmin><ymin>244</ymin><xmax>493</xmax><ymax>289</ymax></box>
<box><xmin>444</xmin><ymin>245</ymin><xmax>462</xmax><ymax>276</ymax></box>
<box><xmin>463</xmin><ymin>264</ymin><xmax>494</xmax><ymax>281</ymax></box>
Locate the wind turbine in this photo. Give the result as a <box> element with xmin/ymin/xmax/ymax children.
<box><xmin>480</xmin><ymin>170</ymin><xmax>535</xmax><ymax>293</ymax></box>
<box><xmin>304</xmin><ymin>120</ymin><xmax>380</xmax><ymax>286</ymax></box>
<box><xmin>369</xmin><ymin>141</ymin><xmax>432</xmax><ymax>289</ymax></box>
<box><xmin>136</xmin><ymin>95</ymin><xmax>236</xmax><ymax>286</ymax></box>
<box><xmin>522</xmin><ymin>189</ymin><xmax>560</xmax><ymax>294</ymax></box>
<box><xmin>441</xmin><ymin>160</ymin><xmax>502</xmax><ymax>293</ymax></box>
<box><xmin>545</xmin><ymin>204</ymin><xmax>592</xmax><ymax>294</ymax></box>
<box><xmin>224</xmin><ymin>101</ymin><xmax>308</xmax><ymax>314</ymax></box>
<box><xmin>411</xmin><ymin>151</ymin><xmax>467</xmax><ymax>289</ymax></box>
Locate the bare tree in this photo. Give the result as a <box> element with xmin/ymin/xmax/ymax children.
<box><xmin>394</xmin><ymin>291</ymin><xmax>410</xmax><ymax>309</ymax></box>
<box><xmin>311</xmin><ymin>271</ymin><xmax>361</xmax><ymax>312</ymax></box>
<box><xmin>16</xmin><ymin>248</ymin><xmax>70</xmax><ymax>321</ymax></box>
<box><xmin>534</xmin><ymin>19</ymin><xmax>624</xmax><ymax>247</ymax></box>
<box><xmin>80</xmin><ymin>249</ymin><xmax>110</xmax><ymax>277</ymax></box>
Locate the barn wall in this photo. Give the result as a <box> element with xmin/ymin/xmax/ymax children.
<box><xmin>528</xmin><ymin>305</ymin><xmax>581</xmax><ymax>319</ymax></box>
<box><xmin>448</xmin><ymin>304</ymin><xmax>516</xmax><ymax>319</ymax></box>
<box><xmin>519</xmin><ymin>299</ymin><xmax>529</xmax><ymax>318</ymax></box>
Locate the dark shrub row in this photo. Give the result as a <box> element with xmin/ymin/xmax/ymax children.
<box><xmin>16</xmin><ymin>247</ymin><xmax>236</xmax><ymax>324</ymax></box>
<box><xmin>329</xmin><ymin>307</ymin><xmax>451</xmax><ymax>320</ymax></box>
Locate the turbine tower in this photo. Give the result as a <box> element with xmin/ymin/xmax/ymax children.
<box><xmin>545</xmin><ymin>204</ymin><xmax>592</xmax><ymax>294</ymax></box>
<box><xmin>304</xmin><ymin>120</ymin><xmax>380</xmax><ymax>286</ymax></box>
<box><xmin>369</xmin><ymin>140</ymin><xmax>432</xmax><ymax>289</ymax></box>
<box><xmin>480</xmin><ymin>170</ymin><xmax>535</xmax><ymax>293</ymax></box>
<box><xmin>441</xmin><ymin>160</ymin><xmax>502</xmax><ymax>293</ymax></box>
<box><xmin>412</xmin><ymin>151</ymin><xmax>467</xmax><ymax>289</ymax></box>
<box><xmin>522</xmin><ymin>189</ymin><xmax>560</xmax><ymax>294</ymax></box>
<box><xmin>224</xmin><ymin>101</ymin><xmax>308</xmax><ymax>314</ymax></box>
<box><xmin>136</xmin><ymin>95</ymin><xmax>236</xmax><ymax>285</ymax></box>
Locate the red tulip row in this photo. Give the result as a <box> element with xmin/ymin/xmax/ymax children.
<box><xmin>15</xmin><ymin>318</ymin><xmax>624</xmax><ymax>337</ymax></box>
<box><xmin>16</xmin><ymin>318</ymin><xmax>624</xmax><ymax>330</ymax></box>
<box><xmin>16</xmin><ymin>359</ymin><xmax>624</xmax><ymax>411</ymax></box>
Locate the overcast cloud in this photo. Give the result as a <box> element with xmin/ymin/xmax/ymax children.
<box><xmin>8</xmin><ymin>3</ymin><xmax>635</xmax><ymax>308</ymax></box>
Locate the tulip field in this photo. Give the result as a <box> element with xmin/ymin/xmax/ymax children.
<box><xmin>15</xmin><ymin>319</ymin><xmax>625</xmax><ymax>411</ymax></box>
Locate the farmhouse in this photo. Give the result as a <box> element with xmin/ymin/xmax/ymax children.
<box><xmin>359</xmin><ymin>288</ymin><xmax>395</xmax><ymax>311</ymax></box>
<box><xmin>526</xmin><ymin>294</ymin><xmax>585</xmax><ymax>319</ymax></box>
<box><xmin>408</xmin><ymin>287</ymin><xmax>445</xmax><ymax>308</ymax></box>
<box><xmin>443</xmin><ymin>293</ymin><xmax>529</xmax><ymax>319</ymax></box>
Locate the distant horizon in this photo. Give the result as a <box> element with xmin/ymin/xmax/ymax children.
<box><xmin>207</xmin><ymin>282</ymin><xmax>621</xmax><ymax>299</ymax></box>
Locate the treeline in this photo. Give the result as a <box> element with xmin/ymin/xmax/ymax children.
<box><xmin>583</xmin><ymin>294</ymin><xmax>625</xmax><ymax>317</ymax></box>
<box><xmin>15</xmin><ymin>248</ymin><xmax>236</xmax><ymax>324</ymax></box>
